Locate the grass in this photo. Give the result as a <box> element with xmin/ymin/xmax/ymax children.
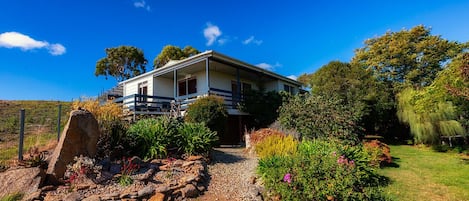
<box><xmin>0</xmin><ymin>133</ymin><xmax>57</xmax><ymax>165</ymax></box>
<box><xmin>378</xmin><ymin>145</ymin><xmax>469</xmax><ymax>201</ymax></box>
<box><xmin>0</xmin><ymin>193</ymin><xmax>23</xmax><ymax>201</ymax></box>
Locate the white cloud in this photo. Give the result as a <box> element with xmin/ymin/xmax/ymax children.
<box><xmin>0</xmin><ymin>32</ymin><xmax>66</xmax><ymax>56</ymax></box>
<box><xmin>242</xmin><ymin>36</ymin><xmax>263</xmax><ymax>45</ymax></box>
<box><xmin>217</xmin><ymin>38</ymin><xmax>228</xmax><ymax>45</ymax></box>
<box><xmin>133</xmin><ymin>0</ymin><xmax>150</xmax><ymax>11</ymax></box>
<box><xmin>256</xmin><ymin>62</ymin><xmax>282</xmax><ymax>71</ymax></box>
<box><xmin>204</xmin><ymin>23</ymin><xmax>222</xmax><ymax>46</ymax></box>
<box><xmin>287</xmin><ymin>75</ymin><xmax>298</xmax><ymax>80</ymax></box>
<box><xmin>48</xmin><ymin>43</ymin><xmax>66</xmax><ymax>55</ymax></box>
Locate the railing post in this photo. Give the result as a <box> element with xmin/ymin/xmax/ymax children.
<box><xmin>57</xmin><ymin>103</ymin><xmax>62</xmax><ymax>141</ymax></box>
<box><xmin>18</xmin><ymin>109</ymin><xmax>25</xmax><ymax>161</ymax></box>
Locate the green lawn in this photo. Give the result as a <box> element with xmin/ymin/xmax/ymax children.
<box><xmin>379</xmin><ymin>145</ymin><xmax>469</xmax><ymax>201</ymax></box>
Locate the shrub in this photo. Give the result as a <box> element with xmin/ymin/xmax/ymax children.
<box><xmin>240</xmin><ymin>90</ymin><xmax>285</xmax><ymax>128</ymax></box>
<box><xmin>257</xmin><ymin>140</ymin><xmax>389</xmax><ymax>201</ymax></box>
<box><xmin>127</xmin><ymin>117</ymin><xmax>181</xmax><ymax>159</ymax></box>
<box><xmin>255</xmin><ymin>135</ymin><xmax>298</xmax><ymax>159</ymax></box>
<box><xmin>363</xmin><ymin>140</ymin><xmax>392</xmax><ymax>166</ymax></box>
<box><xmin>177</xmin><ymin>123</ymin><xmax>218</xmax><ymax>155</ymax></box>
<box><xmin>185</xmin><ymin>95</ymin><xmax>227</xmax><ymax>134</ymax></box>
<box><xmin>278</xmin><ymin>94</ymin><xmax>363</xmax><ymax>144</ymax></box>
<box><xmin>249</xmin><ymin>128</ymin><xmax>286</xmax><ymax>146</ymax></box>
<box><xmin>73</xmin><ymin>99</ymin><xmax>130</xmax><ymax>159</ymax></box>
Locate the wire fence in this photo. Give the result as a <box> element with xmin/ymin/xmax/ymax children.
<box><xmin>0</xmin><ymin>101</ymin><xmax>71</xmax><ymax>164</ymax></box>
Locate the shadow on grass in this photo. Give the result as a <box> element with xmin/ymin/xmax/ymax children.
<box><xmin>381</xmin><ymin>156</ymin><xmax>400</xmax><ymax>168</ymax></box>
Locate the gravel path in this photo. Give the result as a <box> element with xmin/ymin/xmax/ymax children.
<box><xmin>192</xmin><ymin>147</ymin><xmax>263</xmax><ymax>201</ymax></box>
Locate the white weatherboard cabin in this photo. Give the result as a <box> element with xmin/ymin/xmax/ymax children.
<box><xmin>115</xmin><ymin>50</ymin><xmax>302</xmax><ymax>144</ymax></box>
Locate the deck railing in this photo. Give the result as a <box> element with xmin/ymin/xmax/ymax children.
<box><xmin>114</xmin><ymin>87</ymin><xmax>242</xmax><ymax>114</ymax></box>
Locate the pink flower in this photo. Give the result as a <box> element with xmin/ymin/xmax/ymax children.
<box><xmin>283</xmin><ymin>173</ymin><xmax>292</xmax><ymax>184</ymax></box>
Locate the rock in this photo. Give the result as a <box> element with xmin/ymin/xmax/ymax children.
<box><xmin>137</xmin><ymin>185</ymin><xmax>155</xmax><ymax>197</ymax></box>
<box><xmin>180</xmin><ymin>175</ymin><xmax>197</xmax><ymax>184</ymax></box>
<box><xmin>154</xmin><ymin>185</ymin><xmax>170</xmax><ymax>193</ymax></box>
<box><xmin>100</xmin><ymin>193</ymin><xmax>120</xmax><ymax>200</ymax></box>
<box><xmin>82</xmin><ymin>195</ymin><xmax>101</xmax><ymax>201</ymax></box>
<box><xmin>172</xmin><ymin>160</ymin><xmax>184</xmax><ymax>167</ymax></box>
<box><xmin>46</xmin><ymin>110</ymin><xmax>100</xmax><ymax>184</ymax></box>
<box><xmin>22</xmin><ymin>190</ymin><xmax>41</xmax><ymax>201</ymax></box>
<box><xmin>187</xmin><ymin>155</ymin><xmax>203</xmax><ymax>161</ymax></box>
<box><xmin>63</xmin><ymin>192</ymin><xmax>81</xmax><ymax>201</ymax></box>
<box><xmin>196</xmin><ymin>184</ymin><xmax>206</xmax><ymax>192</ymax></box>
<box><xmin>0</xmin><ymin>167</ymin><xmax>45</xmax><ymax>198</ymax></box>
<box><xmin>158</xmin><ymin>164</ymin><xmax>170</xmax><ymax>171</ymax></box>
<box><xmin>41</xmin><ymin>185</ymin><xmax>56</xmax><ymax>191</ymax></box>
<box><xmin>134</xmin><ymin>168</ymin><xmax>154</xmax><ymax>181</ymax></box>
<box><xmin>180</xmin><ymin>184</ymin><xmax>199</xmax><ymax>198</ymax></box>
<box><xmin>182</xmin><ymin>161</ymin><xmax>195</xmax><ymax>167</ymax></box>
<box><xmin>148</xmin><ymin>192</ymin><xmax>165</xmax><ymax>201</ymax></box>
<box><xmin>122</xmin><ymin>199</ymin><xmax>138</xmax><ymax>201</ymax></box>
<box><xmin>250</xmin><ymin>176</ymin><xmax>257</xmax><ymax>184</ymax></box>
<box><xmin>98</xmin><ymin>158</ymin><xmax>112</xmax><ymax>171</ymax></box>
<box><xmin>130</xmin><ymin>156</ymin><xmax>143</xmax><ymax>165</ymax></box>
<box><xmin>75</xmin><ymin>183</ymin><xmax>91</xmax><ymax>190</ymax></box>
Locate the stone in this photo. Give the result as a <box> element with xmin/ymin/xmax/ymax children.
<box><xmin>100</xmin><ymin>193</ymin><xmax>120</xmax><ymax>200</ymax></box>
<box><xmin>22</xmin><ymin>190</ymin><xmax>42</xmax><ymax>201</ymax></box>
<box><xmin>41</xmin><ymin>185</ymin><xmax>56</xmax><ymax>191</ymax></box>
<box><xmin>181</xmin><ymin>161</ymin><xmax>195</xmax><ymax>167</ymax></box>
<box><xmin>0</xmin><ymin>167</ymin><xmax>45</xmax><ymax>198</ymax></box>
<box><xmin>137</xmin><ymin>185</ymin><xmax>155</xmax><ymax>197</ymax></box>
<box><xmin>148</xmin><ymin>192</ymin><xmax>165</xmax><ymax>201</ymax></box>
<box><xmin>158</xmin><ymin>164</ymin><xmax>170</xmax><ymax>171</ymax></box>
<box><xmin>249</xmin><ymin>176</ymin><xmax>257</xmax><ymax>184</ymax></box>
<box><xmin>122</xmin><ymin>199</ymin><xmax>138</xmax><ymax>201</ymax></box>
<box><xmin>180</xmin><ymin>184</ymin><xmax>199</xmax><ymax>198</ymax></box>
<box><xmin>46</xmin><ymin>110</ymin><xmax>100</xmax><ymax>184</ymax></box>
<box><xmin>134</xmin><ymin>168</ymin><xmax>154</xmax><ymax>181</ymax></box>
<box><xmin>187</xmin><ymin>155</ymin><xmax>203</xmax><ymax>161</ymax></box>
<box><xmin>130</xmin><ymin>156</ymin><xmax>143</xmax><ymax>165</ymax></box>
<box><xmin>196</xmin><ymin>184</ymin><xmax>206</xmax><ymax>192</ymax></box>
<box><xmin>180</xmin><ymin>175</ymin><xmax>197</xmax><ymax>184</ymax></box>
<box><xmin>154</xmin><ymin>185</ymin><xmax>170</xmax><ymax>193</ymax></box>
<box><xmin>110</xmin><ymin>164</ymin><xmax>122</xmax><ymax>174</ymax></box>
<box><xmin>82</xmin><ymin>195</ymin><xmax>101</xmax><ymax>201</ymax></box>
<box><xmin>63</xmin><ymin>192</ymin><xmax>81</xmax><ymax>201</ymax></box>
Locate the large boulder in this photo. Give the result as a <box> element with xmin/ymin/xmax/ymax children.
<box><xmin>0</xmin><ymin>167</ymin><xmax>45</xmax><ymax>198</ymax></box>
<box><xmin>46</xmin><ymin>110</ymin><xmax>100</xmax><ymax>184</ymax></box>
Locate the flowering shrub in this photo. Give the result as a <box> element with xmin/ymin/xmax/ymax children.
<box><xmin>65</xmin><ymin>156</ymin><xmax>102</xmax><ymax>187</ymax></box>
<box><xmin>257</xmin><ymin>140</ymin><xmax>389</xmax><ymax>200</ymax></box>
<box><xmin>255</xmin><ymin>135</ymin><xmax>298</xmax><ymax>159</ymax></box>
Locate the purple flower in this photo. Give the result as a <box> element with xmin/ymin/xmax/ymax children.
<box><xmin>283</xmin><ymin>173</ymin><xmax>292</xmax><ymax>184</ymax></box>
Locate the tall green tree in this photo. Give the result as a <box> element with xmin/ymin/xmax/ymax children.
<box><xmin>153</xmin><ymin>45</ymin><xmax>200</xmax><ymax>68</ymax></box>
<box><xmin>352</xmin><ymin>25</ymin><xmax>463</xmax><ymax>89</ymax></box>
<box><xmin>298</xmin><ymin>61</ymin><xmax>394</xmax><ymax>134</ymax></box>
<box><xmin>95</xmin><ymin>46</ymin><xmax>147</xmax><ymax>81</ymax></box>
<box><xmin>397</xmin><ymin>53</ymin><xmax>469</xmax><ymax>144</ymax></box>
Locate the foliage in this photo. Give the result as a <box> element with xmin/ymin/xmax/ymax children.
<box><xmin>185</xmin><ymin>95</ymin><xmax>227</xmax><ymax>134</ymax></box>
<box><xmin>278</xmin><ymin>94</ymin><xmax>363</xmax><ymax>144</ymax></box>
<box><xmin>72</xmin><ymin>99</ymin><xmax>122</xmax><ymax>122</ymax></box>
<box><xmin>352</xmin><ymin>25</ymin><xmax>464</xmax><ymax>89</ymax></box>
<box><xmin>153</xmin><ymin>45</ymin><xmax>200</xmax><ymax>68</ymax></box>
<box><xmin>255</xmin><ymin>135</ymin><xmax>298</xmax><ymax>159</ymax></box>
<box><xmin>257</xmin><ymin>140</ymin><xmax>389</xmax><ymax>200</ymax></box>
<box><xmin>65</xmin><ymin>155</ymin><xmax>102</xmax><ymax>186</ymax></box>
<box><xmin>119</xmin><ymin>157</ymin><xmax>139</xmax><ymax>186</ymax></box>
<box><xmin>177</xmin><ymin>123</ymin><xmax>218</xmax><ymax>155</ymax></box>
<box><xmin>95</xmin><ymin>45</ymin><xmax>147</xmax><ymax>81</ymax></box>
<box><xmin>378</xmin><ymin>145</ymin><xmax>469</xmax><ymax>200</ymax></box>
<box><xmin>363</xmin><ymin>140</ymin><xmax>392</xmax><ymax>166</ymax></box>
<box><xmin>397</xmin><ymin>88</ymin><xmax>465</xmax><ymax>144</ymax></box>
<box><xmin>249</xmin><ymin>128</ymin><xmax>287</xmax><ymax>145</ymax></box>
<box><xmin>0</xmin><ymin>193</ymin><xmax>23</xmax><ymax>201</ymax></box>
<box><xmin>240</xmin><ymin>90</ymin><xmax>284</xmax><ymax>128</ymax></box>
<box><xmin>72</xmin><ymin>99</ymin><xmax>129</xmax><ymax>159</ymax></box>
<box><xmin>298</xmin><ymin>61</ymin><xmax>395</xmax><ymax>134</ymax></box>
<box><xmin>127</xmin><ymin>117</ymin><xmax>181</xmax><ymax>159</ymax></box>
<box><xmin>445</xmin><ymin>53</ymin><xmax>469</xmax><ymax>100</ymax></box>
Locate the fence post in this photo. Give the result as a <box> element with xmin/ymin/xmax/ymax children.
<box><xmin>18</xmin><ymin>109</ymin><xmax>25</xmax><ymax>161</ymax></box>
<box><xmin>57</xmin><ymin>103</ymin><xmax>62</xmax><ymax>141</ymax></box>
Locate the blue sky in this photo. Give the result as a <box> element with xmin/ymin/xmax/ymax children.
<box><xmin>1</xmin><ymin>0</ymin><xmax>469</xmax><ymax>101</ymax></box>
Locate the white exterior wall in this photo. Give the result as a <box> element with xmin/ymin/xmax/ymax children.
<box><xmin>153</xmin><ymin>77</ymin><xmax>173</xmax><ymax>98</ymax></box>
<box><xmin>209</xmin><ymin>71</ymin><xmax>260</xmax><ymax>91</ymax></box>
<box><xmin>123</xmin><ymin>74</ymin><xmax>153</xmax><ymax>107</ymax></box>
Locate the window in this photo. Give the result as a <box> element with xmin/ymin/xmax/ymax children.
<box><xmin>138</xmin><ymin>81</ymin><xmax>148</xmax><ymax>102</ymax></box>
<box><xmin>284</xmin><ymin>84</ymin><xmax>294</xmax><ymax>94</ymax></box>
<box><xmin>178</xmin><ymin>78</ymin><xmax>197</xmax><ymax>96</ymax></box>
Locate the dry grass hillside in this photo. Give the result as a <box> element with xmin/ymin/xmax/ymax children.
<box><xmin>0</xmin><ymin>100</ymin><xmax>71</xmax><ymax>164</ymax></box>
